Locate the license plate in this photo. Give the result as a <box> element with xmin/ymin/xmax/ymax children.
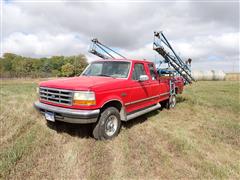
<box><xmin>45</xmin><ymin>112</ymin><xmax>55</xmax><ymax>122</ymax></box>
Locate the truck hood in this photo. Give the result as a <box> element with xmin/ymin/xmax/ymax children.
<box><xmin>39</xmin><ymin>76</ymin><xmax>124</xmax><ymax>91</ymax></box>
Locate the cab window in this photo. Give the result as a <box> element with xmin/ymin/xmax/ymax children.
<box><xmin>132</xmin><ymin>63</ymin><xmax>146</xmax><ymax>80</ymax></box>
<box><xmin>148</xmin><ymin>64</ymin><xmax>157</xmax><ymax>80</ymax></box>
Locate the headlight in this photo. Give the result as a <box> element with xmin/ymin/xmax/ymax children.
<box><xmin>36</xmin><ymin>87</ymin><xmax>39</xmax><ymax>93</ymax></box>
<box><xmin>73</xmin><ymin>91</ymin><xmax>96</xmax><ymax>106</ymax></box>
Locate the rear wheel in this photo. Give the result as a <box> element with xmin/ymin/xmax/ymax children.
<box><xmin>167</xmin><ymin>94</ymin><xmax>176</xmax><ymax>109</ymax></box>
<box><xmin>161</xmin><ymin>94</ymin><xmax>176</xmax><ymax>109</ymax></box>
<box><xmin>93</xmin><ymin>107</ymin><xmax>121</xmax><ymax>140</ymax></box>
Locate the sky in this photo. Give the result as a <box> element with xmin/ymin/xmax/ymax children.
<box><xmin>1</xmin><ymin>0</ymin><xmax>240</xmax><ymax>72</ymax></box>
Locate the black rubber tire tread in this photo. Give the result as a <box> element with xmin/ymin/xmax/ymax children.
<box><xmin>165</xmin><ymin>98</ymin><xmax>171</xmax><ymax>109</ymax></box>
<box><xmin>160</xmin><ymin>94</ymin><xmax>177</xmax><ymax>110</ymax></box>
<box><xmin>92</xmin><ymin>107</ymin><xmax>121</xmax><ymax>140</ymax></box>
<box><xmin>160</xmin><ymin>100</ymin><xmax>168</xmax><ymax>109</ymax></box>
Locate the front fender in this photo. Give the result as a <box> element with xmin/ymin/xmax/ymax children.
<box><xmin>97</xmin><ymin>94</ymin><xmax>127</xmax><ymax>121</ymax></box>
<box><xmin>98</xmin><ymin>95</ymin><xmax>124</xmax><ymax>108</ymax></box>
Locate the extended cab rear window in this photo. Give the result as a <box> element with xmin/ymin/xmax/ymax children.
<box><xmin>82</xmin><ymin>61</ymin><xmax>130</xmax><ymax>78</ymax></box>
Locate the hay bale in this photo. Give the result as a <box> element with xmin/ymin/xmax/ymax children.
<box><xmin>226</xmin><ymin>73</ymin><xmax>240</xmax><ymax>81</ymax></box>
<box><xmin>192</xmin><ymin>70</ymin><xmax>204</xmax><ymax>80</ymax></box>
<box><xmin>203</xmin><ymin>70</ymin><xmax>214</xmax><ymax>80</ymax></box>
<box><xmin>212</xmin><ymin>70</ymin><xmax>226</xmax><ymax>80</ymax></box>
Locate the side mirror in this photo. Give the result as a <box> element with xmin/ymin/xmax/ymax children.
<box><xmin>139</xmin><ymin>75</ymin><xmax>149</xmax><ymax>81</ymax></box>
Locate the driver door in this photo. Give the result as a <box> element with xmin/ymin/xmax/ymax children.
<box><xmin>126</xmin><ymin>63</ymin><xmax>151</xmax><ymax>113</ymax></box>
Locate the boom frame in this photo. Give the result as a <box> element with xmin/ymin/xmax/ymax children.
<box><xmin>153</xmin><ymin>31</ymin><xmax>195</xmax><ymax>84</ymax></box>
<box><xmin>89</xmin><ymin>38</ymin><xmax>127</xmax><ymax>60</ymax></box>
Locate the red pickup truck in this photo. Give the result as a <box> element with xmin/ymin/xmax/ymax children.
<box><xmin>34</xmin><ymin>59</ymin><xmax>184</xmax><ymax>140</ymax></box>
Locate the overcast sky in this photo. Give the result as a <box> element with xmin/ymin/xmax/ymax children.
<box><xmin>1</xmin><ymin>0</ymin><xmax>239</xmax><ymax>72</ymax></box>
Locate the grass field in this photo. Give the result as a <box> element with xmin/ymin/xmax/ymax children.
<box><xmin>0</xmin><ymin>79</ymin><xmax>239</xmax><ymax>179</ymax></box>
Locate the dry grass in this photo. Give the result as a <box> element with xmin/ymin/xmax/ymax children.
<box><xmin>0</xmin><ymin>79</ymin><xmax>239</xmax><ymax>179</ymax></box>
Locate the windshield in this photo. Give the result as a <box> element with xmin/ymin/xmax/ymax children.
<box><xmin>82</xmin><ymin>61</ymin><xmax>130</xmax><ymax>78</ymax></box>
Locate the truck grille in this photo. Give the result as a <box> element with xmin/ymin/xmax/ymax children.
<box><xmin>39</xmin><ymin>87</ymin><xmax>73</xmax><ymax>106</ymax></box>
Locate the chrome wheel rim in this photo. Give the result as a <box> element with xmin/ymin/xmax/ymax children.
<box><xmin>170</xmin><ymin>96</ymin><xmax>176</xmax><ymax>108</ymax></box>
<box><xmin>105</xmin><ymin>115</ymin><xmax>118</xmax><ymax>136</ymax></box>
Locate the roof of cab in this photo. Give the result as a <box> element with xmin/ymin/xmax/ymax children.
<box><xmin>92</xmin><ymin>58</ymin><xmax>153</xmax><ymax>64</ymax></box>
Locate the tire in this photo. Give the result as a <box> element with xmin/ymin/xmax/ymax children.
<box><xmin>92</xmin><ymin>107</ymin><xmax>121</xmax><ymax>140</ymax></box>
<box><xmin>166</xmin><ymin>94</ymin><xmax>177</xmax><ymax>109</ymax></box>
<box><xmin>46</xmin><ymin>120</ymin><xmax>56</xmax><ymax>128</ymax></box>
<box><xmin>160</xmin><ymin>100</ymin><xmax>167</xmax><ymax>110</ymax></box>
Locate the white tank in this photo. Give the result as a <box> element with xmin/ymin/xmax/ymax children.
<box><xmin>212</xmin><ymin>70</ymin><xmax>226</xmax><ymax>80</ymax></box>
<box><xmin>203</xmin><ymin>70</ymin><xmax>214</xmax><ymax>80</ymax></box>
<box><xmin>192</xmin><ymin>70</ymin><xmax>204</xmax><ymax>80</ymax></box>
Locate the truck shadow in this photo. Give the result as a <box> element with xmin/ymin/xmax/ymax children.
<box><xmin>122</xmin><ymin>110</ymin><xmax>160</xmax><ymax>129</ymax></box>
<box><xmin>47</xmin><ymin>110</ymin><xmax>162</xmax><ymax>138</ymax></box>
<box><xmin>122</xmin><ymin>97</ymin><xmax>187</xmax><ymax>129</ymax></box>
<box><xmin>46</xmin><ymin>121</ymin><xmax>93</xmax><ymax>138</ymax></box>
<box><xmin>46</xmin><ymin>97</ymin><xmax>187</xmax><ymax>138</ymax></box>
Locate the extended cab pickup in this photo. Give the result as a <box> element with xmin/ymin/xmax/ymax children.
<box><xmin>34</xmin><ymin>59</ymin><xmax>184</xmax><ymax>140</ymax></box>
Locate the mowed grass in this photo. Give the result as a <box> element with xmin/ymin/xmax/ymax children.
<box><xmin>0</xmin><ymin>79</ymin><xmax>239</xmax><ymax>179</ymax></box>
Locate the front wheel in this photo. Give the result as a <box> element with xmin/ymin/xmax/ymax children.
<box><xmin>92</xmin><ymin>107</ymin><xmax>121</xmax><ymax>140</ymax></box>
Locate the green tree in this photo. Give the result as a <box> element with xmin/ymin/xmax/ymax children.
<box><xmin>50</xmin><ymin>56</ymin><xmax>65</xmax><ymax>71</ymax></box>
<box><xmin>0</xmin><ymin>53</ymin><xmax>88</xmax><ymax>78</ymax></box>
<box><xmin>11</xmin><ymin>55</ymin><xmax>24</xmax><ymax>77</ymax></box>
<box><xmin>61</xmin><ymin>63</ymin><xmax>74</xmax><ymax>77</ymax></box>
<box><xmin>22</xmin><ymin>58</ymin><xmax>34</xmax><ymax>76</ymax></box>
<box><xmin>2</xmin><ymin>53</ymin><xmax>17</xmax><ymax>74</ymax></box>
<box><xmin>0</xmin><ymin>57</ymin><xmax>3</xmax><ymax>76</ymax></box>
<box><xmin>73</xmin><ymin>54</ymin><xmax>88</xmax><ymax>76</ymax></box>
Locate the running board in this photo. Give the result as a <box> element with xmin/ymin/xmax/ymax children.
<box><xmin>125</xmin><ymin>103</ymin><xmax>161</xmax><ymax>121</ymax></box>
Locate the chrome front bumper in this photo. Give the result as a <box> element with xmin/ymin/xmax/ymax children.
<box><xmin>34</xmin><ymin>101</ymin><xmax>99</xmax><ymax>124</ymax></box>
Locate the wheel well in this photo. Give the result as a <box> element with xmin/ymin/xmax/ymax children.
<box><xmin>101</xmin><ymin>100</ymin><xmax>122</xmax><ymax>112</ymax></box>
<box><xmin>101</xmin><ymin>100</ymin><xmax>126</xmax><ymax>121</ymax></box>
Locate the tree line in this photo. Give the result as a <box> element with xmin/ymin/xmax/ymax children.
<box><xmin>0</xmin><ymin>53</ymin><xmax>88</xmax><ymax>78</ymax></box>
